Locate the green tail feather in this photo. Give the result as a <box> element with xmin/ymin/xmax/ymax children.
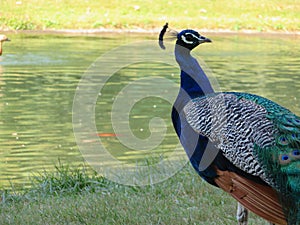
<box><xmin>254</xmin><ymin>143</ymin><xmax>300</xmax><ymax>224</ymax></box>
<box><xmin>233</xmin><ymin>92</ymin><xmax>300</xmax><ymax>224</ymax></box>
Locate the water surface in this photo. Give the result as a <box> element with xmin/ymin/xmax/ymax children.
<box><xmin>0</xmin><ymin>33</ymin><xmax>299</xmax><ymax>189</ymax></box>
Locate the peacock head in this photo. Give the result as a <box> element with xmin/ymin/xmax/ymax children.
<box><xmin>158</xmin><ymin>23</ymin><xmax>211</xmax><ymax>51</ymax></box>
<box><xmin>176</xmin><ymin>29</ymin><xmax>211</xmax><ymax>50</ymax></box>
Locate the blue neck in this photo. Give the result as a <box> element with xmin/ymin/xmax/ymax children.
<box><xmin>172</xmin><ymin>45</ymin><xmax>221</xmax><ymax>186</ymax></box>
<box><xmin>180</xmin><ymin>70</ymin><xmax>205</xmax><ymax>99</ymax></box>
<box><xmin>175</xmin><ymin>45</ymin><xmax>214</xmax><ymax>99</ymax></box>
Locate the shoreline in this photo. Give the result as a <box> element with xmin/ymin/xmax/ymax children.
<box><xmin>2</xmin><ymin>28</ymin><xmax>300</xmax><ymax>37</ymax></box>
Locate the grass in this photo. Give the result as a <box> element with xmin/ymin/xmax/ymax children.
<box><xmin>0</xmin><ymin>0</ymin><xmax>299</xmax><ymax>32</ymax></box>
<box><xmin>0</xmin><ymin>162</ymin><xmax>271</xmax><ymax>225</ymax></box>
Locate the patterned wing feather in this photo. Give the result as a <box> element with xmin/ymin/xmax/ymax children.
<box><xmin>184</xmin><ymin>92</ymin><xmax>276</xmax><ymax>185</ymax></box>
<box><xmin>184</xmin><ymin>92</ymin><xmax>300</xmax><ymax>185</ymax></box>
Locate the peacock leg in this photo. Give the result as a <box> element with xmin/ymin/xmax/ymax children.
<box><xmin>237</xmin><ymin>202</ymin><xmax>248</xmax><ymax>225</ymax></box>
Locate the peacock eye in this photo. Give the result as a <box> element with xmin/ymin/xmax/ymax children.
<box><xmin>279</xmin><ymin>154</ymin><xmax>291</xmax><ymax>165</ymax></box>
<box><xmin>291</xmin><ymin>149</ymin><xmax>300</xmax><ymax>158</ymax></box>
<box><xmin>185</xmin><ymin>34</ymin><xmax>194</xmax><ymax>42</ymax></box>
<box><xmin>278</xmin><ymin>136</ymin><xmax>289</xmax><ymax>145</ymax></box>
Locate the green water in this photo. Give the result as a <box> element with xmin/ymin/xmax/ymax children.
<box><xmin>0</xmin><ymin>33</ymin><xmax>299</xmax><ymax>189</ymax></box>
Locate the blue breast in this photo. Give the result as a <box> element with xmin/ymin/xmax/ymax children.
<box><xmin>171</xmin><ymin>69</ymin><xmax>219</xmax><ymax>185</ymax></box>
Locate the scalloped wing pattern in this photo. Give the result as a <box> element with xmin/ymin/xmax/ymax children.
<box><xmin>183</xmin><ymin>92</ymin><xmax>279</xmax><ymax>186</ymax></box>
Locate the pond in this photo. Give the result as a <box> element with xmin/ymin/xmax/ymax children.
<box><xmin>0</xmin><ymin>32</ymin><xmax>299</xmax><ymax>189</ymax></box>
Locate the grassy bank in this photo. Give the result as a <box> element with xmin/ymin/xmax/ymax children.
<box><xmin>0</xmin><ymin>0</ymin><xmax>299</xmax><ymax>32</ymax></box>
<box><xmin>0</xmin><ymin>163</ymin><xmax>270</xmax><ymax>225</ymax></box>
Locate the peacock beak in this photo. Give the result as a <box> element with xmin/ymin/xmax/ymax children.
<box><xmin>199</xmin><ymin>35</ymin><xmax>212</xmax><ymax>44</ymax></box>
<box><xmin>6</xmin><ymin>38</ymin><xmax>11</xmax><ymax>42</ymax></box>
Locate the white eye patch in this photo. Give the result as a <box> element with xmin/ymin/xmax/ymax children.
<box><xmin>181</xmin><ymin>32</ymin><xmax>201</xmax><ymax>44</ymax></box>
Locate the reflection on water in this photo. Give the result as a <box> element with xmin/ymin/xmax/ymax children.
<box><xmin>0</xmin><ymin>33</ymin><xmax>299</xmax><ymax>189</ymax></box>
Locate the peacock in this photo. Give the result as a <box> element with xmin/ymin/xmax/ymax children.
<box><xmin>0</xmin><ymin>35</ymin><xmax>10</xmax><ymax>56</ymax></box>
<box><xmin>159</xmin><ymin>23</ymin><xmax>300</xmax><ymax>225</ymax></box>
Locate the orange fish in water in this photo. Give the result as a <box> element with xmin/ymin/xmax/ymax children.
<box><xmin>96</xmin><ymin>133</ymin><xmax>119</xmax><ymax>137</ymax></box>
